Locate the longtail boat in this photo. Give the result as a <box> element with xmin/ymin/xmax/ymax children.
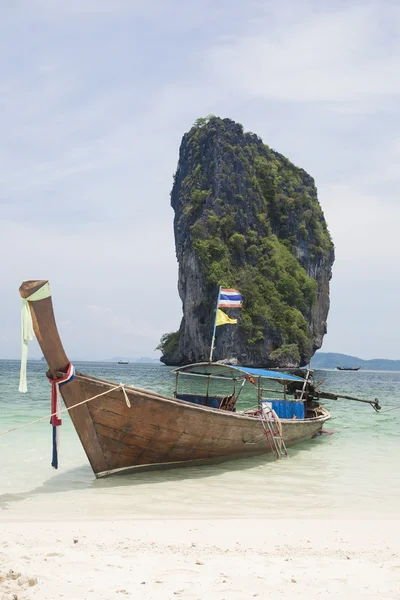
<box><xmin>18</xmin><ymin>280</ymin><xmax>380</xmax><ymax>478</ymax></box>
<box><xmin>336</xmin><ymin>366</ymin><xmax>361</xmax><ymax>371</ymax></box>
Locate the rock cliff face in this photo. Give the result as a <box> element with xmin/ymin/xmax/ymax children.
<box><xmin>160</xmin><ymin>117</ymin><xmax>334</xmax><ymax>367</ymax></box>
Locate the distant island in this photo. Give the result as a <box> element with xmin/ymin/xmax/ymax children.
<box><xmin>311</xmin><ymin>352</ymin><xmax>400</xmax><ymax>371</ymax></box>
<box><xmin>11</xmin><ymin>353</ymin><xmax>400</xmax><ymax>370</ymax></box>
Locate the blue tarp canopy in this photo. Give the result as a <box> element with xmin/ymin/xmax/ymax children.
<box><xmin>172</xmin><ymin>362</ymin><xmax>305</xmax><ymax>383</ymax></box>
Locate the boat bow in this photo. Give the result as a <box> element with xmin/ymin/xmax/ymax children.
<box><xmin>19</xmin><ymin>280</ymin><xmax>70</xmax><ymax>379</ymax></box>
<box><xmin>19</xmin><ymin>280</ymin><xmax>109</xmax><ymax>473</ymax></box>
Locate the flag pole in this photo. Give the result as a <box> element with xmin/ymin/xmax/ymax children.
<box><xmin>209</xmin><ymin>285</ymin><xmax>221</xmax><ymax>362</ymax></box>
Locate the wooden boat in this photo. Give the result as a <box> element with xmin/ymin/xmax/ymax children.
<box><xmin>19</xmin><ymin>280</ymin><xmax>379</xmax><ymax>478</ymax></box>
<box><xmin>336</xmin><ymin>366</ymin><xmax>361</xmax><ymax>371</ymax></box>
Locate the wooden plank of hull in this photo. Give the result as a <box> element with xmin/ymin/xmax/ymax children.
<box><xmin>59</xmin><ymin>375</ymin><xmax>330</xmax><ymax>477</ymax></box>
<box><xmin>55</xmin><ymin>380</ymin><xmax>109</xmax><ymax>474</ymax></box>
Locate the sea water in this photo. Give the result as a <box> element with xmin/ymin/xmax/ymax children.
<box><xmin>1</xmin><ymin>360</ymin><xmax>399</xmax><ymax>521</ymax></box>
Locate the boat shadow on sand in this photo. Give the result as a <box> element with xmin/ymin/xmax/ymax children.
<box><xmin>0</xmin><ymin>439</ymin><xmax>327</xmax><ymax>511</ymax></box>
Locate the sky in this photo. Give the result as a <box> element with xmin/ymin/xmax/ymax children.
<box><xmin>1</xmin><ymin>0</ymin><xmax>399</xmax><ymax>360</ymax></box>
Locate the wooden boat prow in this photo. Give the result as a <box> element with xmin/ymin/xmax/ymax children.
<box><xmin>19</xmin><ymin>280</ymin><xmax>332</xmax><ymax>477</ymax></box>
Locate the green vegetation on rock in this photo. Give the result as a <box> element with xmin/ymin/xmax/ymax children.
<box><xmin>160</xmin><ymin>116</ymin><xmax>334</xmax><ymax>366</ymax></box>
<box><xmin>156</xmin><ymin>331</ymin><xmax>180</xmax><ymax>356</ymax></box>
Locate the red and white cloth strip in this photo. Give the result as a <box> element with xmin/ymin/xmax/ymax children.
<box><xmin>50</xmin><ymin>363</ymin><xmax>75</xmax><ymax>469</ymax></box>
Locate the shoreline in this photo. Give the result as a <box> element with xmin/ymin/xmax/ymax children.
<box><xmin>2</xmin><ymin>511</ymin><xmax>400</xmax><ymax>523</ymax></box>
<box><xmin>2</xmin><ymin>518</ymin><xmax>399</xmax><ymax>599</ymax></box>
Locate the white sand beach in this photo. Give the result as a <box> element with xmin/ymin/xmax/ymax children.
<box><xmin>1</xmin><ymin>519</ymin><xmax>400</xmax><ymax>599</ymax></box>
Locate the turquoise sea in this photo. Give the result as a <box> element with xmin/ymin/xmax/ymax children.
<box><xmin>1</xmin><ymin>360</ymin><xmax>399</xmax><ymax>521</ymax></box>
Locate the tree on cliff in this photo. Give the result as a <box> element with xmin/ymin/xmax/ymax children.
<box><xmin>158</xmin><ymin>116</ymin><xmax>334</xmax><ymax>367</ymax></box>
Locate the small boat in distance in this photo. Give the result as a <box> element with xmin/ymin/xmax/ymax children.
<box><xmin>18</xmin><ymin>280</ymin><xmax>381</xmax><ymax>479</ymax></box>
<box><xmin>118</xmin><ymin>360</ymin><xmax>129</xmax><ymax>364</ymax></box>
<box><xmin>336</xmin><ymin>366</ymin><xmax>361</xmax><ymax>371</ymax></box>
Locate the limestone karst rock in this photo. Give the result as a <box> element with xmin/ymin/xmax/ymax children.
<box><xmin>159</xmin><ymin>117</ymin><xmax>334</xmax><ymax>367</ymax></box>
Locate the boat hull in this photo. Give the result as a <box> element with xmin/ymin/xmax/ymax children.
<box><xmin>61</xmin><ymin>374</ymin><xmax>331</xmax><ymax>478</ymax></box>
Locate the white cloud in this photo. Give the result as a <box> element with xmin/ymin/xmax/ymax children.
<box><xmin>318</xmin><ymin>180</ymin><xmax>400</xmax><ymax>356</ymax></box>
<box><xmin>1</xmin><ymin>0</ymin><xmax>400</xmax><ymax>360</ymax></box>
<box><xmin>321</xmin><ymin>184</ymin><xmax>400</xmax><ymax>267</ymax></box>
<box><xmin>207</xmin><ymin>4</ymin><xmax>400</xmax><ymax>109</ymax></box>
<box><xmin>86</xmin><ymin>304</ymin><xmax>165</xmax><ymax>340</ymax></box>
<box><xmin>17</xmin><ymin>0</ymin><xmax>146</xmax><ymax>17</ymax></box>
<box><xmin>0</xmin><ymin>217</ymin><xmax>180</xmax><ymax>359</ymax></box>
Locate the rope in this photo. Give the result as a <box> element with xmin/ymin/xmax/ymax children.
<box><xmin>0</xmin><ymin>382</ymin><xmax>130</xmax><ymax>437</ymax></box>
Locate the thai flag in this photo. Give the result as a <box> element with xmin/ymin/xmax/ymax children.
<box><xmin>218</xmin><ymin>288</ymin><xmax>243</xmax><ymax>308</ymax></box>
